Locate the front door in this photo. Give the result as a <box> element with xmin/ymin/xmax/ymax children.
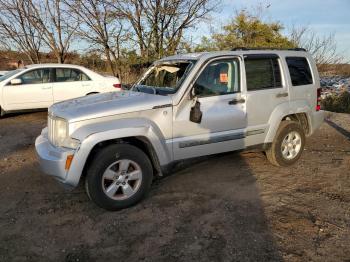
<box><xmin>3</xmin><ymin>68</ymin><xmax>53</xmax><ymax>110</ymax></box>
<box><xmin>172</xmin><ymin>57</ymin><xmax>247</xmax><ymax>160</ymax></box>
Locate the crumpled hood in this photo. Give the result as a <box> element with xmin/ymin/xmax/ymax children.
<box><xmin>50</xmin><ymin>91</ymin><xmax>173</xmax><ymax>122</ymax></box>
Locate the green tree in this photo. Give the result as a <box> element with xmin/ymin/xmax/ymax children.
<box><xmin>195</xmin><ymin>10</ymin><xmax>295</xmax><ymax>51</ymax></box>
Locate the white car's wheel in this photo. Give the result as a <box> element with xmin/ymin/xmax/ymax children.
<box><xmin>0</xmin><ymin>107</ymin><xmax>5</xmax><ymax>117</ymax></box>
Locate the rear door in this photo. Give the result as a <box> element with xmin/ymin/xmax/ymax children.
<box><xmin>52</xmin><ymin>68</ymin><xmax>92</xmax><ymax>103</ymax></box>
<box><xmin>284</xmin><ymin>56</ymin><xmax>315</xmax><ymax>106</ymax></box>
<box><xmin>3</xmin><ymin>68</ymin><xmax>53</xmax><ymax>110</ymax></box>
<box><xmin>243</xmin><ymin>54</ymin><xmax>290</xmax><ymax>143</ymax></box>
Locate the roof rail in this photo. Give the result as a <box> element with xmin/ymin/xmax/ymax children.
<box><xmin>231</xmin><ymin>47</ymin><xmax>307</xmax><ymax>52</ymax></box>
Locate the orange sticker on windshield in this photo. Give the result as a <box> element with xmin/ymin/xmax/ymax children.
<box><xmin>220</xmin><ymin>73</ymin><xmax>228</xmax><ymax>83</ymax></box>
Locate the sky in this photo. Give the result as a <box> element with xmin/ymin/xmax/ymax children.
<box><xmin>194</xmin><ymin>0</ymin><xmax>350</xmax><ymax>60</ymax></box>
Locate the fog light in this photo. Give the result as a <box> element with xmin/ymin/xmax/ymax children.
<box><xmin>65</xmin><ymin>155</ymin><xmax>74</xmax><ymax>170</ymax></box>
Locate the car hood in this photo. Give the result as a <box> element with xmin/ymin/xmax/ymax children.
<box><xmin>50</xmin><ymin>91</ymin><xmax>173</xmax><ymax>122</ymax></box>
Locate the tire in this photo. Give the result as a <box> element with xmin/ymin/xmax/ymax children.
<box><xmin>85</xmin><ymin>144</ymin><xmax>153</xmax><ymax>211</ymax></box>
<box><xmin>0</xmin><ymin>107</ymin><xmax>5</xmax><ymax>117</ymax></box>
<box><xmin>265</xmin><ymin>121</ymin><xmax>305</xmax><ymax>167</ymax></box>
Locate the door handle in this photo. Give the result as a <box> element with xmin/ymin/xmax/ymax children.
<box><xmin>228</xmin><ymin>98</ymin><xmax>245</xmax><ymax>105</ymax></box>
<box><xmin>276</xmin><ymin>92</ymin><xmax>288</xmax><ymax>98</ymax></box>
<box><xmin>41</xmin><ymin>87</ymin><xmax>52</xmax><ymax>90</ymax></box>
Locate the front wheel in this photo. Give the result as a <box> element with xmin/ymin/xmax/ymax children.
<box><xmin>85</xmin><ymin>144</ymin><xmax>153</xmax><ymax>211</ymax></box>
<box><xmin>266</xmin><ymin>121</ymin><xmax>305</xmax><ymax>166</ymax></box>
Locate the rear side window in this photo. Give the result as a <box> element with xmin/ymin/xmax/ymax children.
<box><xmin>286</xmin><ymin>57</ymin><xmax>313</xmax><ymax>86</ymax></box>
<box><xmin>245</xmin><ymin>56</ymin><xmax>282</xmax><ymax>91</ymax></box>
<box><xmin>55</xmin><ymin>68</ymin><xmax>90</xmax><ymax>82</ymax></box>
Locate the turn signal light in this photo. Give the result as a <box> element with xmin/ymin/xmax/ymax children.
<box><xmin>113</xmin><ymin>83</ymin><xmax>122</xmax><ymax>89</ymax></box>
<box><xmin>65</xmin><ymin>155</ymin><xmax>74</xmax><ymax>170</ymax></box>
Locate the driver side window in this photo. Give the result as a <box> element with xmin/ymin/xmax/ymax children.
<box><xmin>19</xmin><ymin>69</ymin><xmax>50</xmax><ymax>85</ymax></box>
<box><xmin>194</xmin><ymin>58</ymin><xmax>240</xmax><ymax>97</ymax></box>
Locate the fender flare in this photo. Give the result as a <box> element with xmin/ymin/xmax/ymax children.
<box><xmin>65</xmin><ymin>118</ymin><xmax>172</xmax><ymax>186</ymax></box>
<box><xmin>265</xmin><ymin>100</ymin><xmax>312</xmax><ymax>143</ymax></box>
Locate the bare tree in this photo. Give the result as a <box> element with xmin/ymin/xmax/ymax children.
<box><xmin>290</xmin><ymin>26</ymin><xmax>345</xmax><ymax>70</ymax></box>
<box><xmin>109</xmin><ymin>0</ymin><xmax>219</xmax><ymax>61</ymax></box>
<box><xmin>65</xmin><ymin>0</ymin><xmax>130</xmax><ymax>76</ymax></box>
<box><xmin>26</xmin><ymin>0</ymin><xmax>78</xmax><ymax>63</ymax></box>
<box><xmin>0</xmin><ymin>0</ymin><xmax>42</xmax><ymax>63</ymax></box>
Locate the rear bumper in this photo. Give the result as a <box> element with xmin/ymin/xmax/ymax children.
<box><xmin>310</xmin><ymin>110</ymin><xmax>325</xmax><ymax>135</ymax></box>
<box><xmin>35</xmin><ymin>131</ymin><xmax>76</xmax><ymax>186</ymax></box>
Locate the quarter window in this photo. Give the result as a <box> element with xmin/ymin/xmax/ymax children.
<box><xmin>194</xmin><ymin>59</ymin><xmax>240</xmax><ymax>97</ymax></box>
<box><xmin>245</xmin><ymin>57</ymin><xmax>282</xmax><ymax>91</ymax></box>
<box><xmin>55</xmin><ymin>68</ymin><xmax>90</xmax><ymax>82</ymax></box>
<box><xmin>19</xmin><ymin>69</ymin><xmax>50</xmax><ymax>85</ymax></box>
<box><xmin>286</xmin><ymin>57</ymin><xmax>313</xmax><ymax>86</ymax></box>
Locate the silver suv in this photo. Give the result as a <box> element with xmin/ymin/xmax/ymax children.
<box><xmin>36</xmin><ymin>49</ymin><xmax>324</xmax><ymax>210</ymax></box>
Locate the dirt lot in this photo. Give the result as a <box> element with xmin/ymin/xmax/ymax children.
<box><xmin>0</xmin><ymin>111</ymin><xmax>349</xmax><ymax>262</ymax></box>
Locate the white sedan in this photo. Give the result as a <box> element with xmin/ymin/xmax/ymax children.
<box><xmin>0</xmin><ymin>64</ymin><xmax>121</xmax><ymax>116</ymax></box>
<box><xmin>0</xmin><ymin>71</ymin><xmax>9</xmax><ymax>77</ymax></box>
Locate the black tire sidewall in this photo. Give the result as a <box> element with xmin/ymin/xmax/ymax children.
<box><xmin>273</xmin><ymin>122</ymin><xmax>305</xmax><ymax>166</ymax></box>
<box><xmin>86</xmin><ymin>144</ymin><xmax>153</xmax><ymax>211</ymax></box>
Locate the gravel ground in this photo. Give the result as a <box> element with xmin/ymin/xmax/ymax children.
<box><xmin>0</xmin><ymin>111</ymin><xmax>349</xmax><ymax>262</ymax></box>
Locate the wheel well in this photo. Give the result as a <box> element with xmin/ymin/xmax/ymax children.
<box><xmin>282</xmin><ymin>113</ymin><xmax>310</xmax><ymax>135</ymax></box>
<box><xmin>82</xmin><ymin>136</ymin><xmax>161</xmax><ymax>179</ymax></box>
<box><xmin>86</xmin><ymin>92</ymin><xmax>99</xmax><ymax>96</ymax></box>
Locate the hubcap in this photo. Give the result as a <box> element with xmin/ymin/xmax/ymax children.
<box><xmin>101</xmin><ymin>159</ymin><xmax>142</xmax><ymax>200</ymax></box>
<box><xmin>281</xmin><ymin>131</ymin><xmax>302</xmax><ymax>160</ymax></box>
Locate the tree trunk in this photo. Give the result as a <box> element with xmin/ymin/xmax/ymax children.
<box><xmin>105</xmin><ymin>46</ymin><xmax>116</xmax><ymax>76</ymax></box>
<box><xmin>110</xmin><ymin>49</ymin><xmax>121</xmax><ymax>81</ymax></box>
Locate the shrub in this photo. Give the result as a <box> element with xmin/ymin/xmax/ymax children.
<box><xmin>321</xmin><ymin>91</ymin><xmax>350</xmax><ymax>113</ymax></box>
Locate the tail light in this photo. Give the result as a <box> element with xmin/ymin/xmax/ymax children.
<box><xmin>316</xmin><ymin>88</ymin><xmax>321</xmax><ymax>111</ymax></box>
<box><xmin>113</xmin><ymin>83</ymin><xmax>122</xmax><ymax>89</ymax></box>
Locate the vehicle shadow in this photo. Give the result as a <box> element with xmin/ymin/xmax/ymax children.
<box><xmin>0</xmin><ymin>151</ymin><xmax>283</xmax><ymax>262</ymax></box>
<box><xmin>325</xmin><ymin>118</ymin><xmax>350</xmax><ymax>140</ymax></box>
<box><xmin>0</xmin><ymin>109</ymin><xmax>47</xmax><ymax>119</ymax></box>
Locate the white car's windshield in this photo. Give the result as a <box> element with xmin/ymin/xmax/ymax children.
<box><xmin>0</xmin><ymin>69</ymin><xmax>23</xmax><ymax>82</ymax></box>
<box><xmin>133</xmin><ymin>60</ymin><xmax>196</xmax><ymax>95</ymax></box>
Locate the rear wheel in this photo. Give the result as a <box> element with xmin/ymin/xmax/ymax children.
<box><xmin>266</xmin><ymin>121</ymin><xmax>305</xmax><ymax>166</ymax></box>
<box><xmin>85</xmin><ymin>144</ymin><xmax>153</xmax><ymax>211</ymax></box>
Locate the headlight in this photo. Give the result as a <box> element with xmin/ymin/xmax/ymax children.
<box><xmin>48</xmin><ymin>115</ymin><xmax>80</xmax><ymax>149</ymax></box>
<box><xmin>54</xmin><ymin>117</ymin><xmax>68</xmax><ymax>146</ymax></box>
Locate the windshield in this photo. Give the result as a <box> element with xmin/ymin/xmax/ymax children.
<box><xmin>0</xmin><ymin>69</ymin><xmax>24</xmax><ymax>82</ymax></box>
<box><xmin>133</xmin><ymin>60</ymin><xmax>196</xmax><ymax>95</ymax></box>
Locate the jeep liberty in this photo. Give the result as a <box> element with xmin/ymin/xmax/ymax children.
<box><xmin>36</xmin><ymin>49</ymin><xmax>324</xmax><ymax>210</ymax></box>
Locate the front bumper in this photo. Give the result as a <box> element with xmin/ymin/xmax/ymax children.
<box><xmin>35</xmin><ymin>132</ymin><xmax>76</xmax><ymax>186</ymax></box>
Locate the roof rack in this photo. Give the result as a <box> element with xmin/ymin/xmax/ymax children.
<box><xmin>231</xmin><ymin>47</ymin><xmax>307</xmax><ymax>52</ymax></box>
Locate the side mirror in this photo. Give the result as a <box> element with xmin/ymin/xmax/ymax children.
<box><xmin>189</xmin><ymin>87</ymin><xmax>196</xmax><ymax>99</ymax></box>
<box><xmin>10</xmin><ymin>78</ymin><xmax>22</xmax><ymax>85</ymax></box>
<box><xmin>190</xmin><ymin>100</ymin><xmax>202</xmax><ymax>124</ymax></box>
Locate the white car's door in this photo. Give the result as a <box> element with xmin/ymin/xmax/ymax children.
<box><xmin>172</xmin><ymin>57</ymin><xmax>248</xmax><ymax>160</ymax></box>
<box><xmin>2</xmin><ymin>68</ymin><xmax>53</xmax><ymax>110</ymax></box>
<box><xmin>52</xmin><ymin>68</ymin><xmax>93</xmax><ymax>103</ymax></box>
